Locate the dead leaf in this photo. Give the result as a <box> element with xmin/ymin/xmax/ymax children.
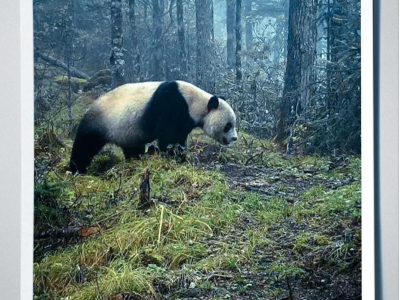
<box><xmin>78</xmin><ymin>225</ymin><xmax>101</xmax><ymax>237</ymax></box>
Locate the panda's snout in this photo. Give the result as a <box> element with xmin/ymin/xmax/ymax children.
<box><xmin>222</xmin><ymin>135</ymin><xmax>237</xmax><ymax>145</ymax></box>
<box><xmin>228</xmin><ymin>136</ymin><xmax>238</xmax><ymax>144</ymax></box>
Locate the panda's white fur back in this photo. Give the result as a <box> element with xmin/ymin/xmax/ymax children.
<box><xmin>92</xmin><ymin>81</ymin><xmax>215</xmax><ymax>146</ymax></box>
<box><xmin>93</xmin><ymin>82</ymin><xmax>162</xmax><ymax>146</ymax></box>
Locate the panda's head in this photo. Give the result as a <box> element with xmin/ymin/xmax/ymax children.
<box><xmin>202</xmin><ymin>96</ymin><xmax>238</xmax><ymax>145</ymax></box>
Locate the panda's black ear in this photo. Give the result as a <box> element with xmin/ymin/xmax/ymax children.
<box><xmin>208</xmin><ymin>96</ymin><xmax>219</xmax><ymax>111</ymax></box>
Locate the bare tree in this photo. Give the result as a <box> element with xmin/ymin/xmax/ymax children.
<box><xmin>195</xmin><ymin>0</ymin><xmax>215</xmax><ymax>93</ymax></box>
<box><xmin>110</xmin><ymin>0</ymin><xmax>125</xmax><ymax>88</ymax></box>
<box><xmin>129</xmin><ymin>0</ymin><xmax>140</xmax><ymax>81</ymax></box>
<box><xmin>152</xmin><ymin>0</ymin><xmax>165</xmax><ymax>80</ymax></box>
<box><xmin>276</xmin><ymin>0</ymin><xmax>317</xmax><ymax>146</ymax></box>
<box><xmin>177</xmin><ymin>0</ymin><xmax>187</xmax><ymax>77</ymax></box>
<box><xmin>64</xmin><ymin>0</ymin><xmax>76</xmax><ymax>133</ymax></box>
<box><xmin>161</xmin><ymin>0</ymin><xmax>173</xmax><ymax>80</ymax></box>
<box><xmin>244</xmin><ymin>0</ymin><xmax>253</xmax><ymax>49</ymax></box>
<box><xmin>226</xmin><ymin>0</ymin><xmax>236</xmax><ymax>70</ymax></box>
<box><xmin>327</xmin><ymin>0</ymin><xmax>349</xmax><ymax>111</ymax></box>
<box><xmin>235</xmin><ymin>0</ymin><xmax>242</xmax><ymax>82</ymax></box>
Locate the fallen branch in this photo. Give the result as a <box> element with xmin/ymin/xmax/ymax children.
<box><xmin>35</xmin><ymin>52</ymin><xmax>90</xmax><ymax>80</ymax></box>
<box><xmin>245</xmin><ymin>150</ymin><xmax>264</xmax><ymax>165</ymax></box>
<box><xmin>138</xmin><ymin>168</ymin><xmax>151</xmax><ymax>209</ymax></box>
<box><xmin>34</xmin><ymin>225</ymin><xmax>101</xmax><ymax>240</ymax></box>
<box><xmin>205</xmin><ymin>273</ymin><xmax>234</xmax><ymax>281</ymax></box>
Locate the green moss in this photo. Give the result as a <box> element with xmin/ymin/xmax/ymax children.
<box><xmin>318</xmin><ymin>184</ymin><xmax>360</xmax><ymax>216</ymax></box>
<box><xmin>55</xmin><ymin>75</ymin><xmax>88</xmax><ymax>85</ymax></box>
<box><xmin>67</xmin><ymin>266</ymin><xmax>154</xmax><ymax>299</ymax></box>
<box><xmin>267</xmin><ymin>260</ymin><xmax>304</xmax><ymax>280</ymax></box>
<box><xmin>255</xmin><ymin>196</ymin><xmax>292</xmax><ymax>227</ymax></box>
<box><xmin>246</xmin><ymin>228</ymin><xmax>272</xmax><ymax>250</ymax></box>
<box><xmin>294</xmin><ymin>232</ymin><xmax>331</xmax><ymax>253</ymax></box>
<box><xmin>87</xmin><ymin>150</ymin><xmax>122</xmax><ymax>175</ymax></box>
<box><xmin>194</xmin><ymin>253</ymin><xmax>245</xmax><ymax>272</ymax></box>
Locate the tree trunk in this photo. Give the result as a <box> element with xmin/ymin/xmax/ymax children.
<box><xmin>177</xmin><ymin>0</ymin><xmax>187</xmax><ymax>77</ymax></box>
<box><xmin>226</xmin><ymin>0</ymin><xmax>236</xmax><ymax>70</ymax></box>
<box><xmin>235</xmin><ymin>0</ymin><xmax>242</xmax><ymax>82</ymax></box>
<box><xmin>327</xmin><ymin>0</ymin><xmax>347</xmax><ymax>112</ymax></box>
<box><xmin>161</xmin><ymin>0</ymin><xmax>171</xmax><ymax>80</ymax></box>
<box><xmin>276</xmin><ymin>0</ymin><xmax>317</xmax><ymax>145</ymax></box>
<box><xmin>110</xmin><ymin>0</ymin><xmax>125</xmax><ymax>88</ymax></box>
<box><xmin>283</xmin><ymin>3</ymin><xmax>288</xmax><ymax>61</ymax></box>
<box><xmin>244</xmin><ymin>0</ymin><xmax>252</xmax><ymax>49</ymax></box>
<box><xmin>152</xmin><ymin>0</ymin><xmax>165</xmax><ymax>80</ymax></box>
<box><xmin>195</xmin><ymin>0</ymin><xmax>215</xmax><ymax>93</ymax></box>
<box><xmin>129</xmin><ymin>0</ymin><xmax>140</xmax><ymax>81</ymax></box>
<box><xmin>65</xmin><ymin>0</ymin><xmax>76</xmax><ymax>134</ymax></box>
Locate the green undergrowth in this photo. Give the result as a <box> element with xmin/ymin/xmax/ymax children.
<box><xmin>34</xmin><ymin>96</ymin><xmax>361</xmax><ymax>299</ymax></box>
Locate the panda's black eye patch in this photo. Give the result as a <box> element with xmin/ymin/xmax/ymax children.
<box><xmin>224</xmin><ymin>122</ymin><xmax>233</xmax><ymax>133</ymax></box>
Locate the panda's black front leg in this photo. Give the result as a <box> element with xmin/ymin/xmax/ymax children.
<box><xmin>158</xmin><ymin>130</ymin><xmax>177</xmax><ymax>152</ymax></box>
<box><xmin>158</xmin><ymin>135</ymin><xmax>187</xmax><ymax>151</ymax></box>
<box><xmin>157</xmin><ymin>139</ymin><xmax>169</xmax><ymax>153</ymax></box>
<box><xmin>122</xmin><ymin>145</ymin><xmax>145</xmax><ymax>160</ymax></box>
<box><xmin>177</xmin><ymin>137</ymin><xmax>188</xmax><ymax>150</ymax></box>
<box><xmin>158</xmin><ymin>135</ymin><xmax>188</xmax><ymax>158</ymax></box>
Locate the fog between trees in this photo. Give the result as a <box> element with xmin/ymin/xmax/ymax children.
<box><xmin>34</xmin><ymin>0</ymin><xmax>360</xmax><ymax>154</ymax></box>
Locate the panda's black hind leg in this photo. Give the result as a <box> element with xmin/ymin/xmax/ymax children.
<box><xmin>69</xmin><ymin>115</ymin><xmax>107</xmax><ymax>174</ymax></box>
<box><xmin>70</xmin><ymin>136</ymin><xmax>106</xmax><ymax>174</ymax></box>
<box><xmin>122</xmin><ymin>145</ymin><xmax>145</xmax><ymax>160</ymax></box>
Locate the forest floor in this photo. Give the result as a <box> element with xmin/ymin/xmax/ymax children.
<box><xmin>34</xmin><ymin>99</ymin><xmax>361</xmax><ymax>300</ymax></box>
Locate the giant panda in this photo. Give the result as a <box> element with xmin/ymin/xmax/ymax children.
<box><xmin>69</xmin><ymin>80</ymin><xmax>238</xmax><ymax>173</ymax></box>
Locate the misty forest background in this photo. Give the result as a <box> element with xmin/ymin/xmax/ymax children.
<box><xmin>34</xmin><ymin>0</ymin><xmax>360</xmax><ymax>154</ymax></box>
<box><xmin>34</xmin><ymin>0</ymin><xmax>361</xmax><ymax>299</ymax></box>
